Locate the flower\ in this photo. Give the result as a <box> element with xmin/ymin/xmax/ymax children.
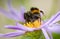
<box><xmin>0</xmin><ymin>0</ymin><xmax>60</xmax><ymax>39</ymax></box>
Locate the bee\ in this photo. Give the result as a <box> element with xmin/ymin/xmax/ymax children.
<box><xmin>24</xmin><ymin>7</ymin><xmax>44</xmax><ymax>23</ymax></box>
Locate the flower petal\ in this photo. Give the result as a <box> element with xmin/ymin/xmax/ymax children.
<box><xmin>48</xmin><ymin>23</ymin><xmax>60</xmax><ymax>33</ymax></box>
<box><xmin>5</xmin><ymin>23</ymin><xmax>39</xmax><ymax>31</ymax></box>
<box><xmin>16</xmin><ymin>23</ymin><xmax>36</xmax><ymax>31</ymax></box>
<box><xmin>41</xmin><ymin>11</ymin><xmax>60</xmax><ymax>28</ymax></box>
<box><xmin>48</xmin><ymin>11</ymin><xmax>60</xmax><ymax>25</ymax></box>
<box><xmin>0</xmin><ymin>8</ymin><xmax>19</xmax><ymax>21</ymax></box>
<box><xmin>7</xmin><ymin>0</ymin><xmax>25</xmax><ymax>22</ymax></box>
<box><xmin>0</xmin><ymin>31</ymin><xmax>25</xmax><ymax>37</ymax></box>
<box><xmin>5</xmin><ymin>25</ymin><xmax>21</xmax><ymax>30</ymax></box>
<box><xmin>41</xmin><ymin>28</ymin><xmax>52</xmax><ymax>39</ymax></box>
<box><xmin>44</xmin><ymin>27</ymin><xmax>53</xmax><ymax>39</ymax></box>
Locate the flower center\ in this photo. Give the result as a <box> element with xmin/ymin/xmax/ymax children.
<box><xmin>24</xmin><ymin>20</ymin><xmax>41</xmax><ymax>28</ymax></box>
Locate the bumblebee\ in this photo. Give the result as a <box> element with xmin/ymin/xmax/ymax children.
<box><xmin>24</xmin><ymin>7</ymin><xmax>44</xmax><ymax>22</ymax></box>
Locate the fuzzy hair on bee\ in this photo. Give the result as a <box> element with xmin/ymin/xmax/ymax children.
<box><xmin>24</xmin><ymin>7</ymin><xmax>44</xmax><ymax>23</ymax></box>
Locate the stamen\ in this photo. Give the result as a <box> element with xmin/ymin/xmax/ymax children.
<box><xmin>33</xmin><ymin>20</ymin><xmax>41</xmax><ymax>28</ymax></box>
<box><xmin>23</xmin><ymin>20</ymin><xmax>41</xmax><ymax>28</ymax></box>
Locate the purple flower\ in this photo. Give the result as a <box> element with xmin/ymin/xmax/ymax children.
<box><xmin>0</xmin><ymin>0</ymin><xmax>60</xmax><ymax>39</ymax></box>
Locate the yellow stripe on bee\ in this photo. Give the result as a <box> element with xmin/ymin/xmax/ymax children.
<box><xmin>32</xmin><ymin>10</ymin><xmax>40</xmax><ymax>13</ymax></box>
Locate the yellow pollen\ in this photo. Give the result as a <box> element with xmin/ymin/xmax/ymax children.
<box><xmin>26</xmin><ymin>23</ymin><xmax>33</xmax><ymax>28</ymax></box>
<box><xmin>33</xmin><ymin>20</ymin><xmax>41</xmax><ymax>28</ymax></box>
<box><xmin>23</xmin><ymin>20</ymin><xmax>41</xmax><ymax>28</ymax></box>
<box><xmin>24</xmin><ymin>24</ymin><xmax>26</xmax><ymax>26</ymax></box>
<box><xmin>29</xmin><ymin>22</ymin><xmax>33</xmax><ymax>27</ymax></box>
